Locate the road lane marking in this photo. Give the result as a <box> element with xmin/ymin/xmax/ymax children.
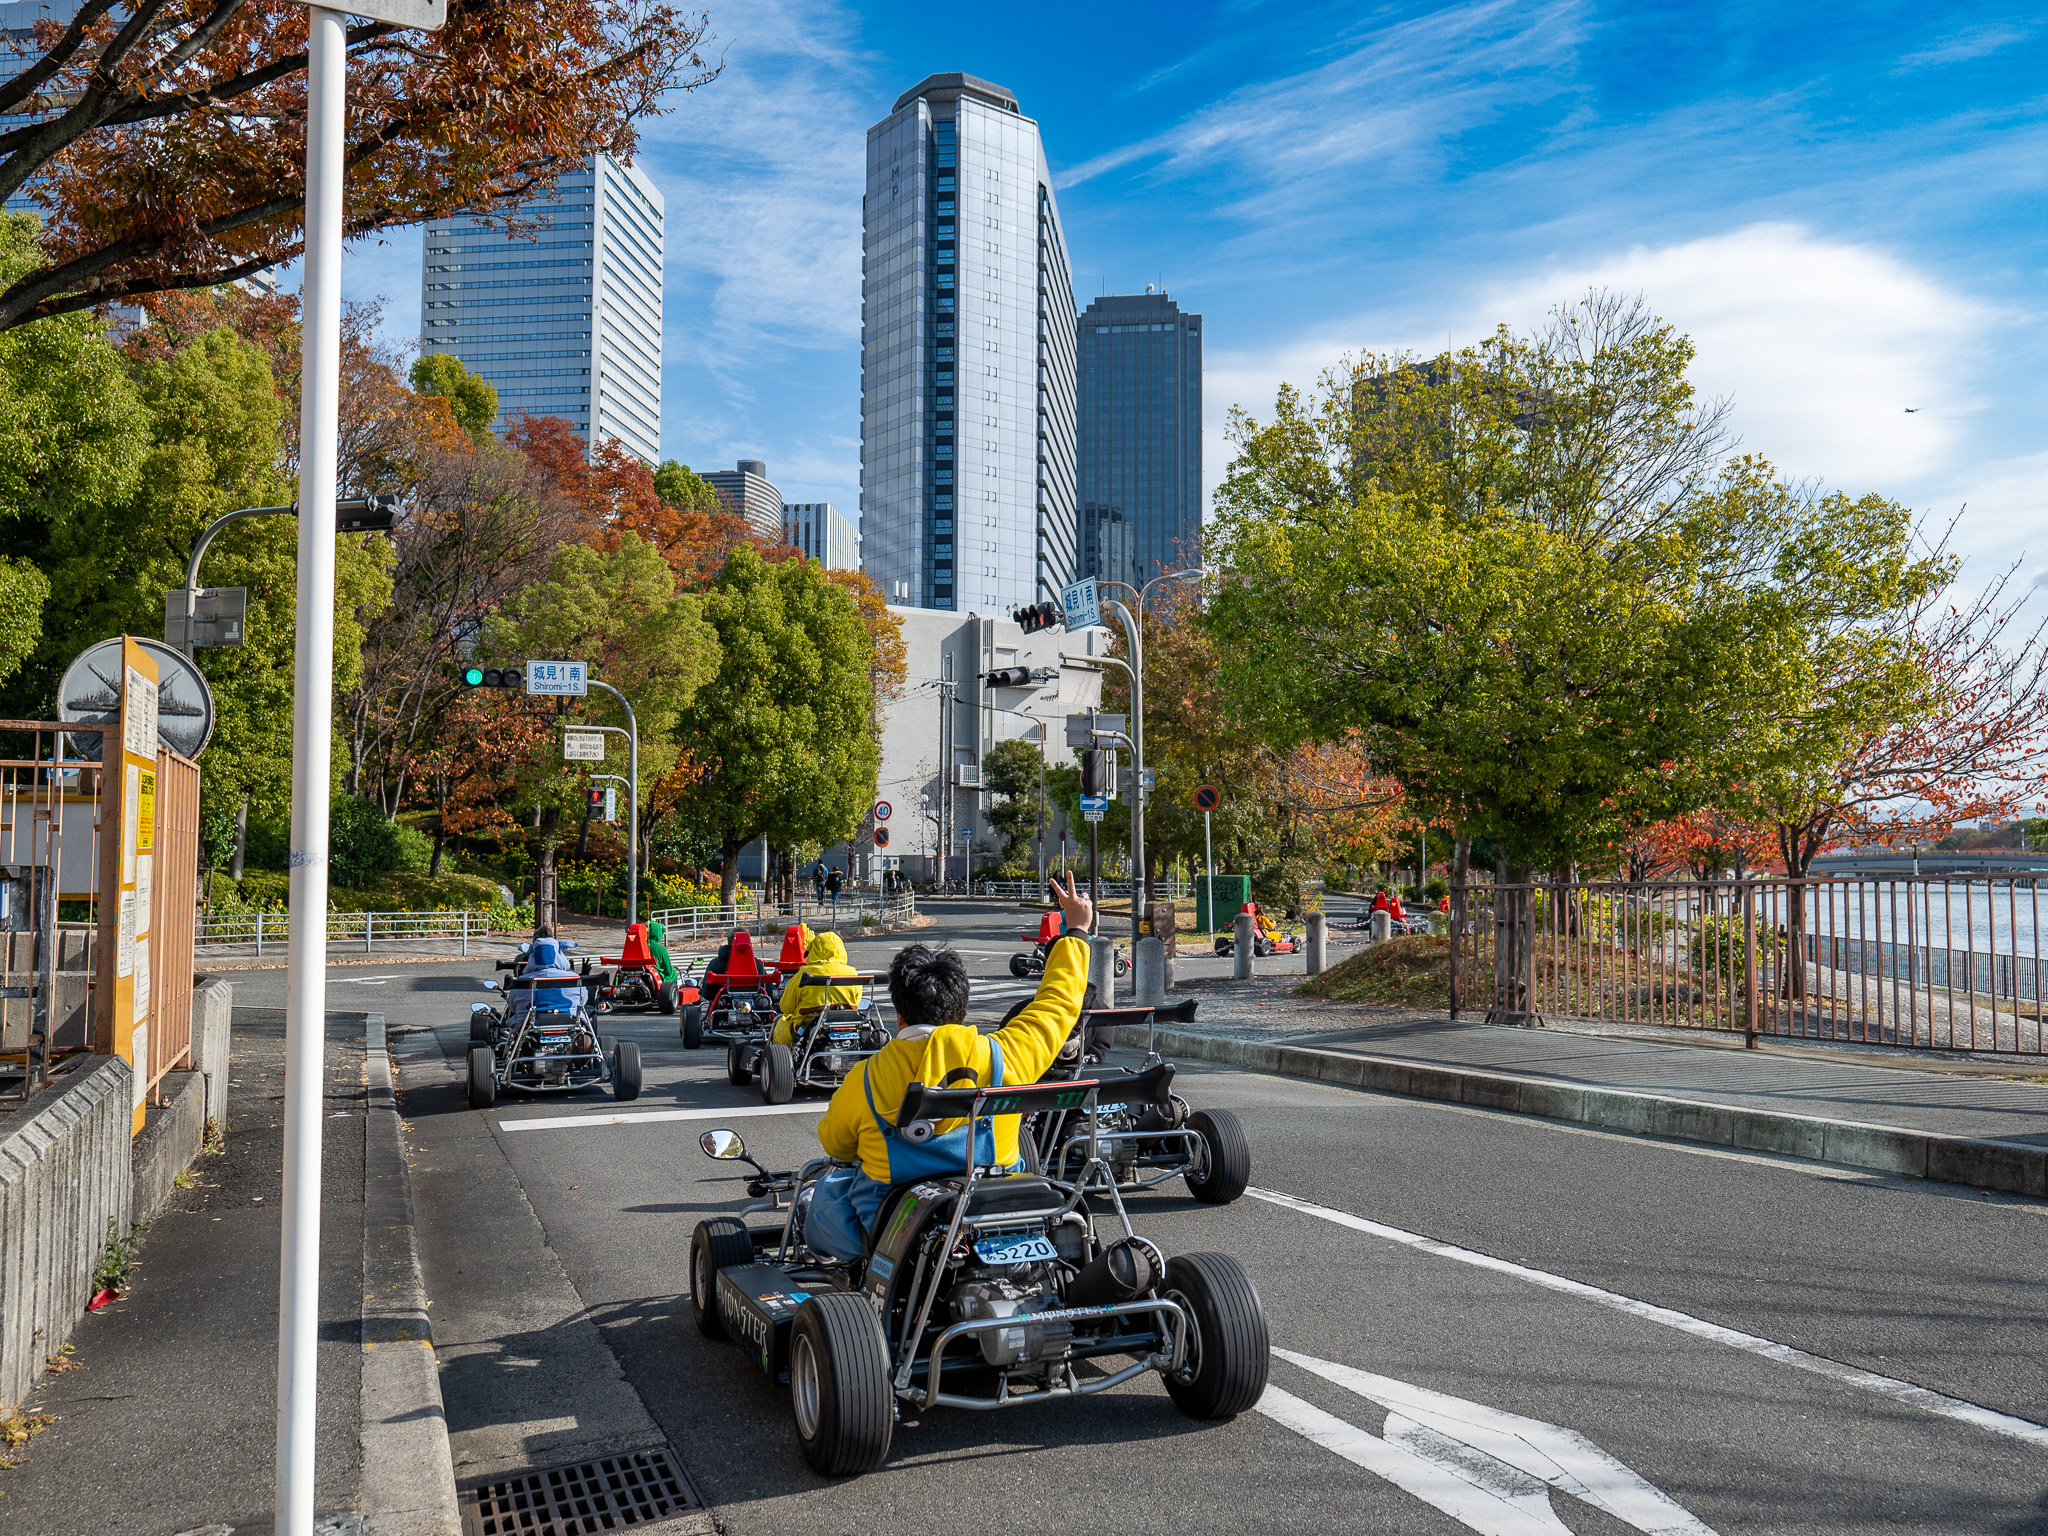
<box><xmin>334</xmin><ymin>974</ymin><xmax>403</xmax><ymax>985</ymax></box>
<box><xmin>1249</xmin><ymin>1187</ymin><xmax>2048</xmax><ymax>1450</ymax></box>
<box><xmin>1266</xmin><ymin>1350</ymin><xmax>1716</xmax><ymax>1535</ymax></box>
<box><xmin>499</xmin><ymin>1102</ymin><xmax>825</xmax><ymax>1132</ymax></box>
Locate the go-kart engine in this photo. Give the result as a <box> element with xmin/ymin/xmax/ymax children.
<box><xmin>948</xmin><ymin>1275</ymin><xmax>1071</xmax><ymax>1367</ymax></box>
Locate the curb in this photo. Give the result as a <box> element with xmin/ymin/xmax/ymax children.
<box><xmin>359</xmin><ymin>1014</ymin><xmax>463</xmax><ymax>1536</ymax></box>
<box><xmin>1114</xmin><ymin>1024</ymin><xmax>2048</xmax><ymax>1198</ymax></box>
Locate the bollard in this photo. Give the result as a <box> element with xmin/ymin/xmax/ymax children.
<box><xmin>1233</xmin><ymin>912</ymin><xmax>1255</xmax><ymax>980</ymax></box>
<box><xmin>1089</xmin><ymin>934</ymin><xmax>1119</xmax><ymax>1005</ymax></box>
<box><xmin>1134</xmin><ymin>936</ymin><xmax>1166</xmax><ymax>1006</ymax></box>
<box><xmin>1306</xmin><ymin>911</ymin><xmax>1327</xmax><ymax>975</ymax></box>
<box><xmin>1371</xmin><ymin>910</ymin><xmax>1392</xmax><ymax>944</ymax></box>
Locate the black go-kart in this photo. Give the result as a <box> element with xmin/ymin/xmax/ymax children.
<box><xmin>724</xmin><ymin>971</ymin><xmax>888</xmax><ymax>1105</ymax></box>
<box><xmin>688</xmin><ymin>1064</ymin><xmax>1269</xmax><ymax>1477</ymax></box>
<box><xmin>466</xmin><ymin>978</ymin><xmax>641</xmax><ymax>1109</ymax></box>
<box><xmin>1019</xmin><ymin>1003</ymin><xmax>1248</xmax><ymax>1204</ymax></box>
<box><xmin>1010</xmin><ymin>939</ymin><xmax>1128</xmax><ymax>981</ymax></box>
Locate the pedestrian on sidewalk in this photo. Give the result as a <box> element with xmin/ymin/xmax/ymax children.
<box><xmin>811</xmin><ymin>861</ymin><xmax>828</xmax><ymax>904</ymax></box>
<box><xmin>826</xmin><ymin>864</ymin><xmax>843</xmax><ymax>921</ymax></box>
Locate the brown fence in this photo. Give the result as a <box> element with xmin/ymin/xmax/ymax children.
<box><xmin>1452</xmin><ymin>876</ymin><xmax>2048</xmax><ymax>1054</ymax></box>
<box><xmin>144</xmin><ymin>747</ymin><xmax>200</xmax><ymax>1097</ymax></box>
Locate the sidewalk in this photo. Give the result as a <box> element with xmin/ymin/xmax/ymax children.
<box><xmin>0</xmin><ymin>1012</ymin><xmax>382</xmax><ymax>1536</ymax></box>
<box><xmin>1125</xmin><ymin>971</ymin><xmax>2048</xmax><ymax>1194</ymax></box>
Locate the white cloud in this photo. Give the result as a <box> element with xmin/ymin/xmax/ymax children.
<box><xmin>1894</xmin><ymin>23</ymin><xmax>2034</xmax><ymax>72</ymax></box>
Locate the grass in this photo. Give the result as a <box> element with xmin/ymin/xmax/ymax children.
<box><xmin>91</xmin><ymin>1220</ymin><xmax>147</xmax><ymax>1295</ymax></box>
<box><xmin>1298</xmin><ymin>934</ymin><xmax>1455</xmax><ymax>1008</ymax></box>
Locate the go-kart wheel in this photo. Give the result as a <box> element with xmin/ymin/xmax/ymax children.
<box><xmin>762</xmin><ymin>1043</ymin><xmax>795</xmax><ymax>1105</ymax></box>
<box><xmin>1214</xmin><ymin>939</ymin><xmax>1232</xmax><ymax>957</ymax></box>
<box><xmin>1183</xmin><ymin>1108</ymin><xmax>1251</xmax><ymax>1205</ymax></box>
<box><xmin>613</xmin><ymin>1040</ymin><xmax>643</xmax><ymax>1101</ymax></box>
<box><xmin>690</xmin><ymin>1217</ymin><xmax>754</xmax><ymax>1338</ymax></box>
<box><xmin>1162</xmin><ymin>1252</ymin><xmax>1269</xmax><ymax>1419</ymax></box>
<box><xmin>1115</xmin><ymin>951</ymin><xmax>1130</xmax><ymax>977</ymax></box>
<box><xmin>468</xmin><ymin>1012</ymin><xmax>492</xmax><ymax>1046</ymax></box>
<box><xmin>681</xmin><ymin>1004</ymin><xmax>703</xmax><ymax>1049</ymax></box>
<box><xmin>466</xmin><ymin>1046</ymin><xmax>496</xmax><ymax>1109</ymax></box>
<box><xmin>726</xmin><ymin>1040</ymin><xmax>753</xmax><ymax>1086</ymax></box>
<box><xmin>1008</xmin><ymin>953</ymin><xmax>1030</xmax><ymax>979</ymax></box>
<box><xmin>790</xmin><ymin>1292</ymin><xmax>893</xmax><ymax>1476</ymax></box>
<box><xmin>659</xmin><ymin>979</ymin><xmax>679</xmax><ymax>1015</ymax></box>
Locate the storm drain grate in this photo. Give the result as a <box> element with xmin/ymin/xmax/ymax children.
<box><xmin>460</xmin><ymin>1446</ymin><xmax>702</xmax><ymax>1535</ymax></box>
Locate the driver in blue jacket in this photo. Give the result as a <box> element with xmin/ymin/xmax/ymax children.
<box><xmin>506</xmin><ymin>936</ymin><xmax>585</xmax><ymax>1022</ymax></box>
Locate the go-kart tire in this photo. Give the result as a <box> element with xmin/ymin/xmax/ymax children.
<box><xmin>1114</xmin><ymin>951</ymin><xmax>1129</xmax><ymax>977</ymax></box>
<box><xmin>790</xmin><ymin>1292</ymin><xmax>893</xmax><ymax>1476</ymax></box>
<box><xmin>762</xmin><ymin>1043</ymin><xmax>795</xmax><ymax>1105</ymax></box>
<box><xmin>468</xmin><ymin>1012</ymin><xmax>493</xmax><ymax>1046</ymax></box>
<box><xmin>1162</xmin><ymin>1252</ymin><xmax>1269</xmax><ymax>1419</ymax></box>
<box><xmin>690</xmin><ymin>1217</ymin><xmax>754</xmax><ymax>1339</ymax></box>
<box><xmin>613</xmin><ymin>1040</ymin><xmax>643</xmax><ymax>1101</ymax></box>
<box><xmin>682</xmin><ymin>1007</ymin><xmax>704</xmax><ymax>1050</ymax></box>
<box><xmin>1009</xmin><ymin>953</ymin><xmax>1030</xmax><ymax>979</ymax></box>
<box><xmin>659</xmin><ymin>979</ymin><xmax>679</xmax><ymax>1016</ymax></box>
<box><xmin>726</xmin><ymin>1040</ymin><xmax>753</xmax><ymax>1086</ymax></box>
<box><xmin>1183</xmin><ymin>1108</ymin><xmax>1251</xmax><ymax>1205</ymax></box>
<box><xmin>467</xmin><ymin>1046</ymin><xmax>496</xmax><ymax>1109</ymax></box>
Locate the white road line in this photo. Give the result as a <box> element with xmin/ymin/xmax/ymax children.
<box><xmin>499</xmin><ymin>1101</ymin><xmax>824</xmax><ymax>1132</ymax></box>
<box><xmin>1249</xmin><ymin>1187</ymin><xmax>2048</xmax><ymax>1450</ymax></box>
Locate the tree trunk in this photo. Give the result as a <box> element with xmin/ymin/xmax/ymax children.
<box><xmin>534</xmin><ymin>807</ymin><xmax>561</xmax><ymax>931</ymax></box>
<box><xmin>719</xmin><ymin>833</ymin><xmax>742</xmax><ymax>908</ymax></box>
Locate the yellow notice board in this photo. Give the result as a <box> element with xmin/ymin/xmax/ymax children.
<box><xmin>104</xmin><ymin>637</ymin><xmax>159</xmax><ymax>1135</ymax></box>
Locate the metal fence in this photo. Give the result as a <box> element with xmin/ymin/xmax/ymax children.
<box><xmin>647</xmin><ymin>892</ymin><xmax>919</xmax><ymax>947</ymax></box>
<box><xmin>196</xmin><ymin>908</ymin><xmax>497</xmax><ymax>955</ymax></box>
<box><xmin>975</xmin><ymin>878</ymin><xmax>1193</xmax><ymax>902</ymax></box>
<box><xmin>1453</xmin><ymin>876</ymin><xmax>2048</xmax><ymax>1054</ymax></box>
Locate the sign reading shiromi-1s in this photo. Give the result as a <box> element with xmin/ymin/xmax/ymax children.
<box><xmin>527</xmin><ymin>661</ymin><xmax>589</xmax><ymax>696</ymax></box>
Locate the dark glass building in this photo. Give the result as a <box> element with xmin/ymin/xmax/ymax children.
<box><xmin>1077</xmin><ymin>291</ymin><xmax>1202</xmax><ymax>590</ymax></box>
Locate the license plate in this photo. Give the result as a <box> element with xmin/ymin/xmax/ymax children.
<box><xmin>973</xmin><ymin>1232</ymin><xmax>1059</xmax><ymax>1267</ymax></box>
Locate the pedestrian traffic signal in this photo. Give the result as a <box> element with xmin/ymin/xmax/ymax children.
<box><xmin>1080</xmin><ymin>748</ymin><xmax>1107</xmax><ymax>795</ymax></box>
<box><xmin>585</xmin><ymin>786</ymin><xmax>605</xmax><ymax>816</ymax></box>
<box><xmin>983</xmin><ymin>666</ymin><xmax>1032</xmax><ymax>688</ymax></box>
<box><xmin>459</xmin><ymin>665</ymin><xmax>522</xmax><ymax>689</ymax></box>
<box><xmin>1012</xmin><ymin>600</ymin><xmax>1060</xmax><ymax>634</ymax></box>
<box><xmin>873</xmin><ymin>826</ymin><xmax>890</xmax><ymax>848</ymax></box>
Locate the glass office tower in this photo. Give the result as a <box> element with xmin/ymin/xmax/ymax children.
<box><xmin>1078</xmin><ymin>291</ymin><xmax>1203</xmax><ymax>589</ymax></box>
<box><xmin>859</xmin><ymin>73</ymin><xmax>1077</xmax><ymax>612</ymax></box>
<box><xmin>420</xmin><ymin>155</ymin><xmax>664</xmax><ymax>463</ymax></box>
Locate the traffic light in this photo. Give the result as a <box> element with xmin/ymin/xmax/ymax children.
<box><xmin>983</xmin><ymin>666</ymin><xmax>1032</xmax><ymax>688</ymax></box>
<box><xmin>585</xmin><ymin>786</ymin><xmax>605</xmax><ymax>817</ymax></box>
<box><xmin>1080</xmin><ymin>748</ymin><xmax>1107</xmax><ymax>796</ymax></box>
<box><xmin>459</xmin><ymin>665</ymin><xmax>522</xmax><ymax>689</ymax></box>
<box><xmin>1011</xmin><ymin>599</ymin><xmax>1060</xmax><ymax>634</ymax></box>
<box><xmin>335</xmin><ymin>494</ymin><xmax>402</xmax><ymax>533</ymax></box>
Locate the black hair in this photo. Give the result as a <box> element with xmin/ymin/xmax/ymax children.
<box><xmin>532</xmin><ymin>923</ymin><xmax>554</xmax><ymax>939</ymax></box>
<box><xmin>888</xmin><ymin>943</ymin><xmax>971</xmax><ymax>1029</ymax></box>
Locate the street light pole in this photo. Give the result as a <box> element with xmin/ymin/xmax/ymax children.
<box><xmin>275</xmin><ymin>11</ymin><xmax>345</xmax><ymax>1532</ymax></box>
<box><xmin>582</xmin><ymin>683</ymin><xmax>639</xmax><ymax>925</ymax></box>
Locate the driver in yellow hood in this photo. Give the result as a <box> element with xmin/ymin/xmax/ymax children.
<box><xmin>805</xmin><ymin>873</ymin><xmax>1093</xmax><ymax>1261</ymax></box>
<box><xmin>771</xmin><ymin>929</ymin><xmax>864</xmax><ymax>1044</ymax></box>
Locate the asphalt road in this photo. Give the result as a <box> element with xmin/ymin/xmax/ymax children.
<box><xmin>239</xmin><ymin>902</ymin><xmax>2048</xmax><ymax>1534</ymax></box>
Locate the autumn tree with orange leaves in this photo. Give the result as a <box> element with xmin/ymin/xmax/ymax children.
<box><xmin>0</xmin><ymin>0</ymin><xmax>717</xmax><ymax>328</ymax></box>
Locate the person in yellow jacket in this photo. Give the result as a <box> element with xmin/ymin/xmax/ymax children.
<box><xmin>770</xmin><ymin>928</ymin><xmax>865</xmax><ymax>1045</ymax></box>
<box><xmin>805</xmin><ymin>872</ymin><xmax>1093</xmax><ymax>1261</ymax></box>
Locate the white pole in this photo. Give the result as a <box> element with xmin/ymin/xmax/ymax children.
<box><xmin>278</xmin><ymin>10</ymin><xmax>343</xmax><ymax>1532</ymax></box>
<box><xmin>1204</xmin><ymin>809</ymin><xmax>1213</xmax><ymax>928</ymax></box>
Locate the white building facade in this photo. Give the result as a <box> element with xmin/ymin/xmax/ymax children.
<box><xmin>859</xmin><ymin>74</ymin><xmax>1078</xmax><ymax>615</ymax></box>
<box><xmin>783</xmin><ymin>502</ymin><xmax>861</xmax><ymax>569</ymax></box>
<box><xmin>420</xmin><ymin>155</ymin><xmax>664</xmax><ymax>463</ymax></box>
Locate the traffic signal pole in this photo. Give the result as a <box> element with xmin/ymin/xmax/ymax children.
<box><xmin>579</xmin><ymin>683</ymin><xmax>639</xmax><ymax>924</ymax></box>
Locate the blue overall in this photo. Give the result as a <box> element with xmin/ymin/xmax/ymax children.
<box><xmin>805</xmin><ymin>1038</ymin><xmax>1010</xmax><ymax>1262</ymax></box>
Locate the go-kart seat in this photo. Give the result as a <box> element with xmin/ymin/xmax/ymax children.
<box><xmin>601</xmin><ymin>922</ymin><xmax>657</xmax><ymax>972</ymax></box>
<box><xmin>703</xmin><ymin>929</ymin><xmax>766</xmax><ymax>1006</ymax></box>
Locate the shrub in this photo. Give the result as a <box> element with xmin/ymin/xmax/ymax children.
<box><xmin>329</xmin><ymin>796</ymin><xmax>405</xmax><ymax>888</ymax></box>
<box><xmin>1298</xmin><ymin>934</ymin><xmax>1454</xmax><ymax>1008</ymax></box>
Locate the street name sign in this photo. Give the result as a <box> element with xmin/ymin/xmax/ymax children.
<box><xmin>526</xmin><ymin>660</ymin><xmax>588</xmax><ymax>696</ymax></box>
<box><xmin>1060</xmin><ymin>577</ymin><xmax>1102</xmax><ymax>631</ymax></box>
<box><xmin>563</xmin><ymin>732</ymin><xmax>605</xmax><ymax>762</ymax></box>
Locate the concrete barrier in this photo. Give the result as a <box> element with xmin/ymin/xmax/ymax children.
<box><xmin>191</xmin><ymin>975</ymin><xmax>233</xmax><ymax>1131</ymax></box>
<box><xmin>0</xmin><ymin>1054</ymin><xmax>132</xmax><ymax>1412</ymax></box>
<box><xmin>1113</xmin><ymin>1023</ymin><xmax>2048</xmax><ymax>1199</ymax></box>
<box><xmin>129</xmin><ymin>1071</ymin><xmax>206</xmax><ymax>1225</ymax></box>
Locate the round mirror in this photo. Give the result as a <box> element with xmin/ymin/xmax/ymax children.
<box><xmin>699</xmin><ymin>1129</ymin><xmax>746</xmax><ymax>1160</ymax></box>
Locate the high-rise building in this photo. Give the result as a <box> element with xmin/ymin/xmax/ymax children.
<box><xmin>2</xmin><ymin>0</ymin><xmax>79</xmax><ymax>216</ymax></box>
<box><xmin>701</xmin><ymin>460</ymin><xmax>783</xmax><ymax>541</ymax></box>
<box><xmin>783</xmin><ymin>502</ymin><xmax>860</xmax><ymax>570</ymax></box>
<box><xmin>420</xmin><ymin>155</ymin><xmax>664</xmax><ymax>463</ymax></box>
<box><xmin>1077</xmin><ymin>291</ymin><xmax>1203</xmax><ymax>590</ymax></box>
<box><xmin>859</xmin><ymin>73</ymin><xmax>1077</xmax><ymax>614</ymax></box>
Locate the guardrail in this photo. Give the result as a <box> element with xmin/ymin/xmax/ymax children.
<box><xmin>196</xmin><ymin>908</ymin><xmax>495</xmax><ymax>956</ymax></box>
<box><xmin>646</xmin><ymin>893</ymin><xmax>918</xmax><ymax>946</ymax></box>
<box><xmin>975</xmin><ymin>878</ymin><xmax>1193</xmax><ymax>901</ymax></box>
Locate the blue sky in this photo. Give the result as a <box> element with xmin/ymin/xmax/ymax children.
<box><xmin>344</xmin><ymin>0</ymin><xmax>2048</xmax><ymax>584</ymax></box>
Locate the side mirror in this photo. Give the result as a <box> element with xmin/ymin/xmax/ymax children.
<box><xmin>700</xmin><ymin>1129</ymin><xmax>747</xmax><ymax>1161</ymax></box>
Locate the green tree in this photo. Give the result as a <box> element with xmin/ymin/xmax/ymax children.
<box><xmin>671</xmin><ymin>546</ymin><xmax>881</xmax><ymax>904</ymax></box>
<box><xmin>0</xmin><ymin>555</ymin><xmax>48</xmax><ymax>686</ymax></box>
<box><xmin>983</xmin><ymin>736</ymin><xmax>1044</xmax><ymax>866</ymax></box>
<box><xmin>483</xmin><ymin>533</ymin><xmax>720</xmax><ymax>910</ymax></box>
<box><xmin>408</xmin><ymin>354</ymin><xmax>499</xmax><ymax>445</ymax></box>
<box><xmin>653</xmin><ymin>459</ymin><xmax>722</xmax><ymax>511</ymax></box>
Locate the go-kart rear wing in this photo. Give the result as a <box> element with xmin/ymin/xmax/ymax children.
<box><xmin>895</xmin><ymin>1058</ymin><xmax>1174</xmax><ymax>1128</ymax></box>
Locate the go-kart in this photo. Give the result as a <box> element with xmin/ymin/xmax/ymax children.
<box><xmin>1010</xmin><ymin>932</ymin><xmax>1128</xmax><ymax>980</ymax></box>
<box><xmin>687</xmin><ymin>1064</ymin><xmax>1269</xmax><ymax>1476</ymax></box>
<box><xmin>598</xmin><ymin>923</ymin><xmax>697</xmax><ymax>1015</ymax></box>
<box><xmin>465</xmin><ymin>979</ymin><xmax>641</xmax><ymax>1108</ymax></box>
<box><xmin>1213</xmin><ymin>912</ymin><xmax>1301</xmax><ymax>958</ymax></box>
<box><xmin>724</xmin><ymin>971</ymin><xmax>887</xmax><ymax>1105</ymax></box>
<box><xmin>1026</xmin><ymin>1037</ymin><xmax>1248</xmax><ymax>1206</ymax></box>
<box><xmin>681</xmin><ymin>929</ymin><xmax>779</xmax><ymax>1051</ymax></box>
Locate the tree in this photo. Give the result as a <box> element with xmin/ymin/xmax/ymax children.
<box><xmin>825</xmin><ymin>567</ymin><xmax>907</xmax><ymax>703</ymax></box>
<box><xmin>0</xmin><ymin>0</ymin><xmax>718</xmax><ymax>329</ymax></box>
<box><xmin>409</xmin><ymin>354</ymin><xmax>497</xmax><ymax>444</ymax></box>
<box><xmin>653</xmin><ymin>459</ymin><xmax>720</xmax><ymax>511</ymax></box>
<box><xmin>671</xmin><ymin>547</ymin><xmax>880</xmax><ymax>905</ymax></box>
<box><xmin>983</xmin><ymin>736</ymin><xmax>1044</xmax><ymax>866</ymax></box>
<box><xmin>0</xmin><ymin>555</ymin><xmax>48</xmax><ymax>685</ymax></box>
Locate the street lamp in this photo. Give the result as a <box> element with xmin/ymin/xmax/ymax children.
<box><xmin>557</xmin><ymin>681</ymin><xmax>641</xmax><ymax>924</ymax></box>
<box><xmin>180</xmin><ymin>496</ymin><xmax>400</xmax><ymax>657</ymax></box>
